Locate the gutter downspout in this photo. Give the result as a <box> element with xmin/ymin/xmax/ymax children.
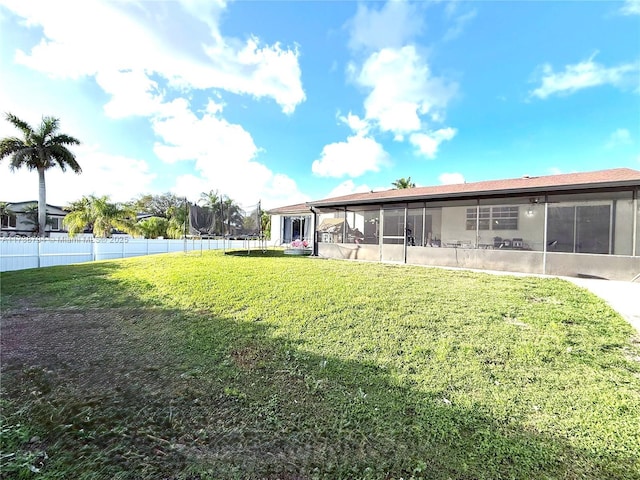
<box><xmin>633</xmin><ymin>189</ymin><xmax>637</xmax><ymax>257</ymax></box>
<box><xmin>310</xmin><ymin>206</ymin><xmax>319</xmax><ymax>257</ymax></box>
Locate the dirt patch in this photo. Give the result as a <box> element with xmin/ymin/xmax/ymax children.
<box><xmin>0</xmin><ymin>303</ymin><xmax>319</xmax><ymax>478</ymax></box>
<box><xmin>1</xmin><ymin>306</ymin><xmax>172</xmax><ymax>392</ymax></box>
<box><xmin>1</xmin><ymin>305</ymin><xmax>206</xmax><ymax>477</ymax></box>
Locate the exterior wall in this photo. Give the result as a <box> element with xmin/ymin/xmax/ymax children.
<box><xmin>440</xmin><ymin>203</ymin><xmax>545</xmax><ymax>250</ymax></box>
<box><xmin>545</xmin><ymin>253</ymin><xmax>640</xmax><ymax>282</ymax></box>
<box><xmin>407</xmin><ymin>247</ymin><xmax>544</xmax><ymax>274</ymax></box>
<box><xmin>270</xmin><ymin>215</ymin><xmax>282</xmax><ymax>243</ymax></box>
<box><xmin>318</xmin><ymin>243</ymin><xmax>379</xmax><ymax>261</ymax></box>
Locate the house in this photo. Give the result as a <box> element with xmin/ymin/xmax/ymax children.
<box><xmin>270</xmin><ymin>168</ymin><xmax>640</xmax><ymax>281</ymax></box>
<box><xmin>0</xmin><ymin>201</ymin><xmax>68</xmax><ymax>237</ymax></box>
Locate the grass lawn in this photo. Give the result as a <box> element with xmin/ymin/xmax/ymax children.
<box><xmin>1</xmin><ymin>250</ymin><xmax>639</xmax><ymax>479</ymax></box>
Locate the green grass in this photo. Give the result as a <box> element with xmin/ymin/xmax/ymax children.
<box><xmin>1</xmin><ymin>250</ymin><xmax>639</xmax><ymax>479</ymax></box>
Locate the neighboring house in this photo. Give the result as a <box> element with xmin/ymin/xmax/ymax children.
<box><xmin>0</xmin><ymin>201</ymin><xmax>68</xmax><ymax>237</ymax></box>
<box><xmin>270</xmin><ymin>168</ymin><xmax>640</xmax><ymax>281</ymax></box>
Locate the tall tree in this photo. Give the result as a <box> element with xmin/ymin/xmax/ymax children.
<box><xmin>392</xmin><ymin>177</ymin><xmax>416</xmax><ymax>189</ymax></box>
<box><xmin>0</xmin><ymin>113</ymin><xmax>81</xmax><ymax>236</ymax></box>
<box><xmin>131</xmin><ymin>193</ymin><xmax>184</xmax><ymax>219</ymax></box>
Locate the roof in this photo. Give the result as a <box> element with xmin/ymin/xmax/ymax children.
<box><xmin>267</xmin><ymin>202</ymin><xmax>312</xmax><ymax>215</ymax></box>
<box><xmin>1</xmin><ymin>201</ymin><xmax>68</xmax><ymax>215</ymax></box>
<box><xmin>309</xmin><ymin>168</ymin><xmax>640</xmax><ymax>208</ymax></box>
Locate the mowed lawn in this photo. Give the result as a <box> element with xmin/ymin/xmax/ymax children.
<box><xmin>1</xmin><ymin>251</ymin><xmax>639</xmax><ymax>479</ymax></box>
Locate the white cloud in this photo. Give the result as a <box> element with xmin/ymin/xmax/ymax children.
<box><xmin>0</xmin><ymin>145</ymin><xmax>156</xmax><ymax>205</ymax></box>
<box><xmin>531</xmin><ymin>54</ymin><xmax>639</xmax><ymax>99</ymax></box>
<box><xmin>409</xmin><ymin>128</ymin><xmax>457</xmax><ymax>158</ymax></box>
<box><xmin>148</xmin><ymin>98</ymin><xmax>307</xmax><ymax>208</ymax></box>
<box><xmin>438</xmin><ymin>172</ymin><xmax>465</xmax><ymax>185</ymax></box>
<box><xmin>347</xmin><ymin>1</ymin><xmax>423</xmax><ymax>52</ymax></box>
<box><xmin>152</xmin><ymin>100</ymin><xmax>259</xmax><ymax>166</ymax></box>
<box><xmin>358</xmin><ymin>46</ymin><xmax>457</xmax><ymax>135</ymax></box>
<box><xmin>620</xmin><ymin>0</ymin><xmax>640</xmax><ymax>15</ymax></box>
<box><xmin>325</xmin><ymin>180</ymin><xmax>372</xmax><ymax>199</ymax></box>
<box><xmin>96</xmin><ymin>70</ymin><xmax>164</xmax><ymax>118</ymax></box>
<box><xmin>338</xmin><ymin>112</ymin><xmax>371</xmax><ymax>136</ymax></box>
<box><xmin>0</xmin><ymin>0</ymin><xmax>308</xmax><ymax>210</ymax></box>
<box><xmin>443</xmin><ymin>8</ymin><xmax>477</xmax><ymax>42</ymax></box>
<box><xmin>606</xmin><ymin>128</ymin><xmax>633</xmax><ymax>148</ymax></box>
<box><xmin>4</xmin><ymin>0</ymin><xmax>305</xmax><ymax>114</ymax></box>
<box><xmin>311</xmin><ymin>135</ymin><xmax>390</xmax><ymax>178</ymax></box>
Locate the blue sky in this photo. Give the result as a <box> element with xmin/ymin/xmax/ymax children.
<box><xmin>0</xmin><ymin>0</ymin><xmax>638</xmax><ymax>210</ymax></box>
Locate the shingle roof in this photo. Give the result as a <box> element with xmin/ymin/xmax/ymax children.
<box><xmin>267</xmin><ymin>202</ymin><xmax>312</xmax><ymax>215</ymax></box>
<box><xmin>309</xmin><ymin>168</ymin><xmax>640</xmax><ymax>207</ymax></box>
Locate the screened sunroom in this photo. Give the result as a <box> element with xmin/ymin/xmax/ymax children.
<box><xmin>307</xmin><ymin>168</ymin><xmax>640</xmax><ymax>281</ymax></box>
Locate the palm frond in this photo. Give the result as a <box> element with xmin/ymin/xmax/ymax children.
<box><xmin>49</xmin><ymin>145</ymin><xmax>82</xmax><ymax>173</ymax></box>
<box><xmin>4</xmin><ymin>113</ymin><xmax>35</xmax><ymax>138</ymax></box>
<box><xmin>50</xmin><ymin>133</ymin><xmax>81</xmax><ymax>146</ymax></box>
<box><xmin>39</xmin><ymin>116</ymin><xmax>60</xmax><ymax>138</ymax></box>
<box><xmin>0</xmin><ymin>138</ymin><xmax>29</xmax><ymax>162</ymax></box>
<box><xmin>8</xmin><ymin>148</ymin><xmax>39</xmax><ymax>171</ymax></box>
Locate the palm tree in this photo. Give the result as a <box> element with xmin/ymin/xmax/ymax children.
<box><xmin>0</xmin><ymin>202</ymin><xmax>15</xmax><ymax>229</ymax></box>
<box><xmin>21</xmin><ymin>203</ymin><xmax>43</xmax><ymax>234</ymax></box>
<box><xmin>166</xmin><ymin>203</ymin><xmax>188</xmax><ymax>239</ymax></box>
<box><xmin>64</xmin><ymin>195</ymin><xmax>137</xmax><ymax>238</ymax></box>
<box><xmin>392</xmin><ymin>177</ymin><xmax>416</xmax><ymax>189</ymax></box>
<box><xmin>222</xmin><ymin>196</ymin><xmax>244</xmax><ymax>236</ymax></box>
<box><xmin>0</xmin><ymin>113</ymin><xmax>81</xmax><ymax>236</ymax></box>
<box><xmin>199</xmin><ymin>189</ymin><xmax>222</xmax><ymax>234</ymax></box>
<box><xmin>63</xmin><ymin>196</ymin><xmax>94</xmax><ymax>236</ymax></box>
<box><xmin>260</xmin><ymin>210</ymin><xmax>271</xmax><ymax>239</ymax></box>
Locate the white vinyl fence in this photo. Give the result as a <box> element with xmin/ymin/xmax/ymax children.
<box><xmin>0</xmin><ymin>237</ymin><xmax>271</xmax><ymax>272</ymax></box>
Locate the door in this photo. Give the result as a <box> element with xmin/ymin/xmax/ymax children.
<box><xmin>381</xmin><ymin>207</ymin><xmax>405</xmax><ymax>262</ymax></box>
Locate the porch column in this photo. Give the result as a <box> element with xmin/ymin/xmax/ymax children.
<box><xmin>542</xmin><ymin>196</ymin><xmax>548</xmax><ymax>275</ymax></box>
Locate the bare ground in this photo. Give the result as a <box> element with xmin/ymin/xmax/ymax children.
<box><xmin>0</xmin><ymin>304</ymin><xmax>317</xmax><ymax>479</ymax></box>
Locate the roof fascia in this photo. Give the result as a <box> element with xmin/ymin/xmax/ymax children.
<box><xmin>309</xmin><ymin>181</ymin><xmax>640</xmax><ymax>208</ymax></box>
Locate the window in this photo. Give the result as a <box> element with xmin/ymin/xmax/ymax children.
<box><xmin>466</xmin><ymin>207</ymin><xmax>490</xmax><ymax>230</ymax></box>
<box><xmin>50</xmin><ymin>217</ymin><xmax>62</xmax><ymax>231</ymax></box>
<box><xmin>1</xmin><ymin>214</ymin><xmax>17</xmax><ymax>228</ymax></box>
<box><xmin>547</xmin><ymin>204</ymin><xmax>610</xmax><ymax>254</ymax></box>
<box><xmin>492</xmin><ymin>206</ymin><xmax>519</xmax><ymax>230</ymax></box>
<box><xmin>467</xmin><ymin>206</ymin><xmax>518</xmax><ymax>230</ymax></box>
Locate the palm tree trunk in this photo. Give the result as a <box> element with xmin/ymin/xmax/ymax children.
<box><xmin>37</xmin><ymin>167</ymin><xmax>47</xmax><ymax>237</ymax></box>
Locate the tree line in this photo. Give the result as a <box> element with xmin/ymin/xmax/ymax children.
<box><xmin>0</xmin><ymin>112</ymin><xmax>269</xmax><ymax>239</ymax></box>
